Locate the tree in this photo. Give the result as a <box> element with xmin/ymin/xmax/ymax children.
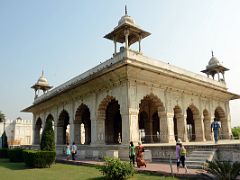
<box><xmin>40</xmin><ymin>118</ymin><xmax>55</xmax><ymax>151</ymax></box>
<box><xmin>0</xmin><ymin>111</ymin><xmax>5</xmax><ymax>123</ymax></box>
<box><xmin>1</xmin><ymin>131</ymin><xmax>8</xmax><ymax>148</ymax></box>
<box><xmin>206</xmin><ymin>160</ymin><xmax>240</xmax><ymax>180</ymax></box>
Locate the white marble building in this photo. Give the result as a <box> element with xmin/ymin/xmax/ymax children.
<box><xmin>23</xmin><ymin>8</ymin><xmax>239</xmax><ymax>159</ymax></box>
<box><xmin>0</xmin><ymin>117</ymin><xmax>32</xmax><ymax>146</ymax></box>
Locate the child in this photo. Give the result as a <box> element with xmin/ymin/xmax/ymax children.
<box><xmin>66</xmin><ymin>143</ymin><xmax>71</xmax><ymax>160</ymax></box>
<box><xmin>179</xmin><ymin>143</ymin><xmax>188</xmax><ymax>173</ymax></box>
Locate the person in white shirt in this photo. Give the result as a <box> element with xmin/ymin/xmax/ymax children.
<box><xmin>71</xmin><ymin>142</ymin><xmax>77</xmax><ymax>160</ymax></box>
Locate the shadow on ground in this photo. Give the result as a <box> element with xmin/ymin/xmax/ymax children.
<box><xmin>0</xmin><ymin>158</ymin><xmax>28</xmax><ymax>170</ymax></box>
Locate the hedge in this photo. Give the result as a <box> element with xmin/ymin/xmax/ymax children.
<box><xmin>23</xmin><ymin>150</ymin><xmax>56</xmax><ymax>168</ymax></box>
<box><xmin>8</xmin><ymin>148</ymin><xmax>23</xmax><ymax>162</ymax></box>
<box><xmin>0</xmin><ymin>148</ymin><xmax>8</xmax><ymax>158</ymax></box>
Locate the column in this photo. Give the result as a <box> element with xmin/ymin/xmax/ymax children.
<box><xmin>95</xmin><ymin>110</ymin><xmax>105</xmax><ymax>145</ymax></box>
<box><xmin>119</xmin><ymin>109</ymin><xmax>139</xmax><ymax>145</ymax></box>
<box><xmin>159</xmin><ymin>112</ymin><xmax>175</xmax><ymax>143</ymax></box>
<box><xmin>183</xmin><ymin>114</ymin><xmax>188</xmax><ymax>142</ymax></box>
<box><xmin>138</xmin><ymin>35</ymin><xmax>142</xmax><ymax>52</ymax></box>
<box><xmin>194</xmin><ymin>115</ymin><xmax>205</xmax><ymax>141</ymax></box>
<box><xmin>69</xmin><ymin>121</ymin><xmax>75</xmax><ymax>144</ymax></box>
<box><xmin>176</xmin><ymin>114</ymin><xmax>185</xmax><ymax>141</ymax></box>
<box><xmin>90</xmin><ymin>116</ymin><xmax>97</xmax><ymax>145</ymax></box>
<box><xmin>204</xmin><ymin>115</ymin><xmax>212</xmax><ymax>141</ymax></box>
<box><xmin>74</xmin><ymin>124</ymin><xmax>80</xmax><ymax>144</ymax></box>
<box><xmin>32</xmin><ymin>114</ymin><xmax>36</xmax><ymax>145</ymax></box>
<box><xmin>114</xmin><ymin>38</ymin><xmax>117</xmax><ymax>55</ymax></box>
<box><xmin>124</xmin><ymin>29</ymin><xmax>129</xmax><ymax>49</ymax></box>
<box><xmin>69</xmin><ymin>103</ymin><xmax>75</xmax><ymax>144</ymax></box>
<box><xmin>222</xmin><ymin>72</ymin><xmax>225</xmax><ymax>81</ymax></box>
<box><xmin>53</xmin><ymin>112</ymin><xmax>58</xmax><ymax>145</ymax></box>
<box><xmin>56</xmin><ymin>126</ymin><xmax>63</xmax><ymax>144</ymax></box>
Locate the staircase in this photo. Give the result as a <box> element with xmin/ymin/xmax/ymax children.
<box><xmin>186</xmin><ymin>150</ymin><xmax>216</xmax><ymax>169</ymax></box>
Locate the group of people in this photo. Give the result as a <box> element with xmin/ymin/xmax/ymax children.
<box><xmin>64</xmin><ymin>118</ymin><xmax>221</xmax><ymax>173</ymax></box>
<box><xmin>175</xmin><ymin>117</ymin><xmax>221</xmax><ymax>173</ymax></box>
<box><xmin>129</xmin><ymin>141</ymin><xmax>147</xmax><ymax>168</ymax></box>
<box><xmin>175</xmin><ymin>139</ymin><xmax>188</xmax><ymax>173</ymax></box>
<box><xmin>65</xmin><ymin>142</ymin><xmax>77</xmax><ymax>160</ymax></box>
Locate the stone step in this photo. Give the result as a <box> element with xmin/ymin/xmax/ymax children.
<box><xmin>187</xmin><ymin>157</ymin><xmax>209</xmax><ymax>161</ymax></box>
<box><xmin>186</xmin><ymin>160</ymin><xmax>206</xmax><ymax>164</ymax></box>
<box><xmin>186</xmin><ymin>164</ymin><xmax>204</xmax><ymax>169</ymax></box>
<box><xmin>184</xmin><ymin>150</ymin><xmax>216</xmax><ymax>169</ymax></box>
<box><xmin>190</xmin><ymin>151</ymin><xmax>214</xmax><ymax>155</ymax></box>
<box><xmin>188</xmin><ymin>154</ymin><xmax>212</xmax><ymax>158</ymax></box>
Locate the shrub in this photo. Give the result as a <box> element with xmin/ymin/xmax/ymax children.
<box><xmin>1</xmin><ymin>131</ymin><xmax>8</xmax><ymax>148</ymax></box>
<box><xmin>232</xmin><ymin>127</ymin><xmax>240</xmax><ymax>139</ymax></box>
<box><xmin>206</xmin><ymin>160</ymin><xmax>240</xmax><ymax>180</ymax></box>
<box><xmin>23</xmin><ymin>150</ymin><xmax>56</xmax><ymax>168</ymax></box>
<box><xmin>8</xmin><ymin>148</ymin><xmax>23</xmax><ymax>162</ymax></box>
<box><xmin>0</xmin><ymin>148</ymin><xmax>8</xmax><ymax>158</ymax></box>
<box><xmin>40</xmin><ymin>118</ymin><xmax>55</xmax><ymax>151</ymax></box>
<box><xmin>98</xmin><ymin>157</ymin><xmax>135</xmax><ymax>180</ymax></box>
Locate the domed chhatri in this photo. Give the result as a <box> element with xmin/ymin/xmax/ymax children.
<box><xmin>104</xmin><ymin>5</ymin><xmax>150</xmax><ymax>54</ymax></box>
<box><xmin>201</xmin><ymin>51</ymin><xmax>229</xmax><ymax>82</ymax></box>
<box><xmin>31</xmin><ymin>71</ymin><xmax>52</xmax><ymax>99</ymax></box>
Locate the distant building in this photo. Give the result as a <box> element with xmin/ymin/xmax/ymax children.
<box><xmin>0</xmin><ymin>117</ymin><xmax>32</xmax><ymax>146</ymax></box>
<box><xmin>23</xmin><ymin>7</ymin><xmax>240</xmax><ymax>159</ymax></box>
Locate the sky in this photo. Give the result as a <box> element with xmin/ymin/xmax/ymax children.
<box><xmin>0</xmin><ymin>0</ymin><xmax>239</xmax><ymax>127</ymax></box>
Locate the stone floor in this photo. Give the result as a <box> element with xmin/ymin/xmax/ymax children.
<box><xmin>56</xmin><ymin>140</ymin><xmax>240</xmax><ymax>179</ymax></box>
<box><xmin>56</xmin><ymin>158</ymin><xmax>214</xmax><ymax>179</ymax></box>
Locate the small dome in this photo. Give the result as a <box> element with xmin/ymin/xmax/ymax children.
<box><xmin>35</xmin><ymin>71</ymin><xmax>49</xmax><ymax>87</ymax></box>
<box><xmin>208</xmin><ymin>56</ymin><xmax>220</xmax><ymax>66</ymax></box>
<box><xmin>118</xmin><ymin>15</ymin><xmax>135</xmax><ymax>26</ymax></box>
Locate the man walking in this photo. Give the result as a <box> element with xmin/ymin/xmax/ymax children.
<box><xmin>71</xmin><ymin>142</ymin><xmax>77</xmax><ymax>160</ymax></box>
<box><xmin>211</xmin><ymin>118</ymin><xmax>221</xmax><ymax>144</ymax></box>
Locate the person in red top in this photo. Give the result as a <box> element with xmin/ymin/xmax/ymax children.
<box><xmin>135</xmin><ymin>142</ymin><xmax>146</xmax><ymax>168</ymax></box>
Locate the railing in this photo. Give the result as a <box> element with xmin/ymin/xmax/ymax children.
<box><xmin>140</xmin><ymin>133</ymin><xmax>239</xmax><ymax>144</ymax></box>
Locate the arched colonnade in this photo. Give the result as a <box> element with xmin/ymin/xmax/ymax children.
<box><xmin>33</xmin><ymin>93</ymin><xmax>229</xmax><ymax>145</ymax></box>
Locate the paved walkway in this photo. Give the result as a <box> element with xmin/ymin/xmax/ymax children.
<box><xmin>56</xmin><ymin>157</ymin><xmax>213</xmax><ymax>179</ymax></box>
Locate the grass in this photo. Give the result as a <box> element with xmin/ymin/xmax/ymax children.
<box><xmin>0</xmin><ymin>158</ymin><xmax>180</xmax><ymax>180</ymax></box>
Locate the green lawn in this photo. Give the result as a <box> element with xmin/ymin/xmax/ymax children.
<box><xmin>0</xmin><ymin>159</ymin><xmax>180</xmax><ymax>180</ymax></box>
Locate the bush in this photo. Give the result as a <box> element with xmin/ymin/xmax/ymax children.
<box><xmin>23</xmin><ymin>150</ymin><xmax>56</xmax><ymax>168</ymax></box>
<box><xmin>8</xmin><ymin>148</ymin><xmax>23</xmax><ymax>162</ymax></box>
<box><xmin>232</xmin><ymin>127</ymin><xmax>240</xmax><ymax>139</ymax></box>
<box><xmin>98</xmin><ymin>157</ymin><xmax>135</xmax><ymax>180</ymax></box>
<box><xmin>40</xmin><ymin>118</ymin><xmax>55</xmax><ymax>151</ymax></box>
<box><xmin>0</xmin><ymin>148</ymin><xmax>8</xmax><ymax>158</ymax></box>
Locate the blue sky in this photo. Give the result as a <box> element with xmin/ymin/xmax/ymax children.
<box><xmin>0</xmin><ymin>0</ymin><xmax>239</xmax><ymax>127</ymax></box>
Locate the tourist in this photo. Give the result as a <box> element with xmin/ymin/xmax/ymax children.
<box><xmin>211</xmin><ymin>117</ymin><xmax>221</xmax><ymax>144</ymax></box>
<box><xmin>66</xmin><ymin>143</ymin><xmax>71</xmax><ymax>160</ymax></box>
<box><xmin>136</xmin><ymin>141</ymin><xmax>146</xmax><ymax>168</ymax></box>
<box><xmin>176</xmin><ymin>139</ymin><xmax>181</xmax><ymax>173</ymax></box>
<box><xmin>129</xmin><ymin>141</ymin><xmax>135</xmax><ymax>166</ymax></box>
<box><xmin>179</xmin><ymin>143</ymin><xmax>188</xmax><ymax>173</ymax></box>
<box><xmin>71</xmin><ymin>142</ymin><xmax>77</xmax><ymax>160</ymax></box>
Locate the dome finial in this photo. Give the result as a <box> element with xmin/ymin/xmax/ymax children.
<box><xmin>211</xmin><ymin>50</ymin><xmax>214</xmax><ymax>57</ymax></box>
<box><xmin>125</xmin><ymin>5</ymin><xmax>128</xmax><ymax>15</ymax></box>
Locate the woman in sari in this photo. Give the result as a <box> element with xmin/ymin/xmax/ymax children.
<box><xmin>135</xmin><ymin>142</ymin><xmax>146</xmax><ymax>168</ymax></box>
